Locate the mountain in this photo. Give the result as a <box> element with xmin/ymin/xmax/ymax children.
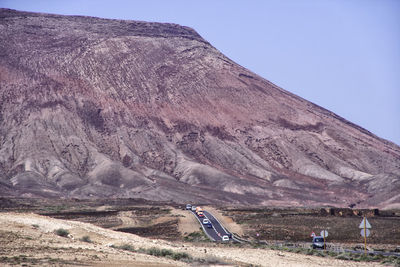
<box><xmin>1</xmin><ymin>9</ymin><xmax>399</xmax><ymax>208</ymax></box>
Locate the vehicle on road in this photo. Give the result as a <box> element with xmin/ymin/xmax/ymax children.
<box><xmin>222</xmin><ymin>235</ymin><xmax>229</xmax><ymax>241</ymax></box>
<box><xmin>198</xmin><ymin>212</ymin><xmax>204</xmax><ymax>218</ymax></box>
<box><xmin>312</xmin><ymin>236</ymin><xmax>325</xmax><ymax>249</ymax></box>
<box><xmin>207</xmin><ymin>223</ymin><xmax>213</xmax><ymax>228</ymax></box>
<box><xmin>186</xmin><ymin>204</ymin><xmax>192</xmax><ymax>210</ymax></box>
<box><xmin>191</xmin><ymin>206</ymin><xmax>196</xmax><ymax>211</ymax></box>
<box><xmin>195</xmin><ymin>207</ymin><xmax>203</xmax><ymax>213</ymax></box>
<box><xmin>202</xmin><ymin>219</ymin><xmax>210</xmax><ymax>225</ymax></box>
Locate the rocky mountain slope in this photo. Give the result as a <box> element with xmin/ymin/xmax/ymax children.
<box><xmin>1</xmin><ymin>9</ymin><xmax>399</xmax><ymax>208</ymax></box>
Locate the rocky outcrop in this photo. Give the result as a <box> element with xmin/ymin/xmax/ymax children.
<box><xmin>1</xmin><ymin>9</ymin><xmax>399</xmax><ymax>208</ymax></box>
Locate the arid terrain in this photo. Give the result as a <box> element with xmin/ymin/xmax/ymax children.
<box><xmin>0</xmin><ymin>8</ymin><xmax>400</xmax><ymax>208</ymax></box>
<box><xmin>2</xmin><ymin>198</ymin><xmax>399</xmax><ymax>266</ymax></box>
<box><xmin>220</xmin><ymin>207</ymin><xmax>400</xmax><ymax>247</ymax></box>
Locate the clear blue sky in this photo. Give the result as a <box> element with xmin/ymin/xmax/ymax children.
<box><xmin>1</xmin><ymin>0</ymin><xmax>399</xmax><ymax>145</ymax></box>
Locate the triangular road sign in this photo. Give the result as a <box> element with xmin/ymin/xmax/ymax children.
<box><xmin>359</xmin><ymin>218</ymin><xmax>371</xmax><ymax>229</ymax></box>
<box><xmin>361</xmin><ymin>229</ymin><xmax>371</xmax><ymax>237</ymax></box>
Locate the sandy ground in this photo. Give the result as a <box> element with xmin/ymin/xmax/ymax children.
<box><xmin>0</xmin><ymin>212</ymin><xmax>184</xmax><ymax>267</ymax></box>
<box><xmin>0</xmin><ymin>212</ymin><xmax>382</xmax><ymax>266</ymax></box>
<box><xmin>173</xmin><ymin>208</ymin><xmax>199</xmax><ymax>235</ymax></box>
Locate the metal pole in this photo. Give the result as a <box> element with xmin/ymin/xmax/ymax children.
<box><xmin>364</xmin><ymin>216</ymin><xmax>367</xmax><ymax>256</ymax></box>
<box><xmin>323</xmin><ymin>231</ymin><xmax>326</xmax><ymax>251</ymax></box>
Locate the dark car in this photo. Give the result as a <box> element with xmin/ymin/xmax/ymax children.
<box><xmin>207</xmin><ymin>223</ymin><xmax>213</xmax><ymax>228</ymax></box>
<box><xmin>312</xmin><ymin>236</ymin><xmax>325</xmax><ymax>249</ymax></box>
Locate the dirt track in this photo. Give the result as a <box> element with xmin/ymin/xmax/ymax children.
<box><xmin>0</xmin><ymin>212</ymin><xmax>382</xmax><ymax>266</ymax></box>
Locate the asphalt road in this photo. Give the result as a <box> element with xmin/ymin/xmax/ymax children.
<box><xmin>189</xmin><ymin>209</ymin><xmax>231</xmax><ymax>242</ymax></box>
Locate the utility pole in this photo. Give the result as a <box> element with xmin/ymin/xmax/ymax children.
<box><xmin>364</xmin><ymin>216</ymin><xmax>367</xmax><ymax>255</ymax></box>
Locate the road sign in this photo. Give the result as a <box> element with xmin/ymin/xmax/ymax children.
<box><xmin>361</xmin><ymin>229</ymin><xmax>370</xmax><ymax>237</ymax></box>
<box><xmin>360</xmin><ymin>216</ymin><xmax>371</xmax><ymax>255</ymax></box>
<box><xmin>359</xmin><ymin>218</ymin><xmax>371</xmax><ymax>229</ymax></box>
<box><xmin>320</xmin><ymin>230</ymin><xmax>328</xmax><ymax>238</ymax></box>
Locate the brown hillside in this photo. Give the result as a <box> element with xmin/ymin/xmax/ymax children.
<box><xmin>0</xmin><ymin>9</ymin><xmax>399</xmax><ymax>208</ymax></box>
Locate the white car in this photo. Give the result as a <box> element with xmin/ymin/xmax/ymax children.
<box><xmin>186</xmin><ymin>204</ymin><xmax>192</xmax><ymax>210</ymax></box>
<box><xmin>191</xmin><ymin>206</ymin><xmax>196</xmax><ymax>211</ymax></box>
<box><xmin>202</xmin><ymin>219</ymin><xmax>210</xmax><ymax>225</ymax></box>
<box><xmin>222</xmin><ymin>235</ymin><xmax>229</xmax><ymax>241</ymax></box>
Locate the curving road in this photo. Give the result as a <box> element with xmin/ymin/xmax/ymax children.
<box><xmin>189</xmin><ymin>209</ymin><xmax>232</xmax><ymax>242</ymax></box>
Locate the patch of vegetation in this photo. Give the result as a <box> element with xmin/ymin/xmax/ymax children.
<box><xmin>144</xmin><ymin>246</ymin><xmax>228</xmax><ymax>264</ymax></box>
<box><xmin>111</xmin><ymin>244</ymin><xmax>231</xmax><ymax>265</ymax></box>
<box><xmin>327</xmin><ymin>251</ymin><xmax>337</xmax><ymax>257</ymax></box>
<box><xmin>54</xmin><ymin>228</ymin><xmax>69</xmax><ymax>237</ymax></box>
<box><xmin>111</xmin><ymin>244</ymin><xmax>197</xmax><ymax>263</ymax></box>
<box><xmin>147</xmin><ymin>247</ymin><xmax>171</xmax><ymax>257</ymax></box>
<box><xmin>251</xmin><ymin>243</ymin><xmax>258</xmax><ymax>249</ymax></box>
<box><xmin>314</xmin><ymin>251</ymin><xmax>326</xmax><ymax>257</ymax></box>
<box><xmin>111</xmin><ymin>244</ymin><xmax>135</xmax><ymax>252</ymax></box>
<box><xmin>335</xmin><ymin>253</ymin><xmax>351</xmax><ymax>260</ymax></box>
<box><xmin>183</xmin><ymin>230</ymin><xmax>210</xmax><ymax>242</ymax></box>
<box><xmin>305</xmin><ymin>249</ymin><xmax>315</xmax><ymax>255</ymax></box>
<box><xmin>171</xmin><ymin>214</ymin><xmax>185</xmax><ymax>218</ymax></box>
<box><xmin>160</xmin><ymin>208</ymin><xmax>172</xmax><ymax>214</ymax></box>
<box><xmin>79</xmin><ymin>235</ymin><xmax>92</xmax><ymax>243</ymax></box>
<box><xmin>382</xmin><ymin>256</ymin><xmax>400</xmax><ymax>266</ymax></box>
<box><xmin>146</xmin><ymin>247</ymin><xmax>191</xmax><ymax>261</ymax></box>
<box><xmin>43</xmin><ymin>204</ymin><xmax>68</xmax><ymax>213</ymax></box>
<box><xmin>0</xmin><ymin>255</ymin><xmax>78</xmax><ymax>265</ymax></box>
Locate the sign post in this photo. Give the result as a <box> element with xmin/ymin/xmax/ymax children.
<box><xmin>359</xmin><ymin>217</ymin><xmax>371</xmax><ymax>255</ymax></box>
<box><xmin>320</xmin><ymin>230</ymin><xmax>328</xmax><ymax>251</ymax></box>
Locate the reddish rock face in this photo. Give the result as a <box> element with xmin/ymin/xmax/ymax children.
<box><xmin>0</xmin><ymin>9</ymin><xmax>399</xmax><ymax>208</ymax></box>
